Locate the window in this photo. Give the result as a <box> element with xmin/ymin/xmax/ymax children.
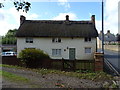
<box><xmin>85</xmin><ymin>47</ymin><xmax>91</xmax><ymax>54</ymax></box>
<box><xmin>52</xmin><ymin>38</ymin><xmax>61</xmax><ymax>43</ymax></box>
<box><xmin>52</xmin><ymin>49</ymin><xmax>61</xmax><ymax>56</ymax></box>
<box><xmin>26</xmin><ymin>38</ymin><xmax>33</xmax><ymax>43</ymax></box>
<box><xmin>84</xmin><ymin>37</ymin><xmax>91</xmax><ymax>42</ymax></box>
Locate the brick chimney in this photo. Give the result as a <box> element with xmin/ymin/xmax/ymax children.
<box><xmin>20</xmin><ymin>15</ymin><xmax>26</xmax><ymax>25</ymax></box>
<box><xmin>91</xmin><ymin>15</ymin><xmax>95</xmax><ymax>25</ymax></box>
<box><xmin>66</xmin><ymin>15</ymin><xmax>69</xmax><ymax>21</ymax></box>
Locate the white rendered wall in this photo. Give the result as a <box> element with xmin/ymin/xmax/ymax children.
<box><xmin>17</xmin><ymin>37</ymin><xmax>97</xmax><ymax>60</ymax></box>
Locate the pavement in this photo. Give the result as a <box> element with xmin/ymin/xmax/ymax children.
<box><xmin>104</xmin><ymin>50</ymin><xmax>120</xmax><ymax>73</ymax></box>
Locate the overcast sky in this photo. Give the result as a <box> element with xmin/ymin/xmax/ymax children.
<box><xmin>0</xmin><ymin>0</ymin><xmax>119</xmax><ymax>36</ymax></box>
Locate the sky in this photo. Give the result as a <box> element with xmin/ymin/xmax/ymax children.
<box><xmin>0</xmin><ymin>0</ymin><xmax>119</xmax><ymax>36</ymax></box>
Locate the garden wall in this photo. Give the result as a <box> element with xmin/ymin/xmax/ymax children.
<box><xmin>104</xmin><ymin>45</ymin><xmax>120</xmax><ymax>51</ymax></box>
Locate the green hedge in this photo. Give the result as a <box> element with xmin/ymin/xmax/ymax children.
<box><xmin>19</xmin><ymin>48</ymin><xmax>50</xmax><ymax>68</ymax></box>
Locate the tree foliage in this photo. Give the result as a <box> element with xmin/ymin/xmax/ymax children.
<box><xmin>19</xmin><ymin>48</ymin><xmax>50</xmax><ymax>68</ymax></box>
<box><xmin>2</xmin><ymin>29</ymin><xmax>17</xmax><ymax>45</ymax></box>
<box><xmin>0</xmin><ymin>0</ymin><xmax>31</xmax><ymax>13</ymax></box>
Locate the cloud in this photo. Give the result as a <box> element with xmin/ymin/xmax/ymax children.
<box><xmin>0</xmin><ymin>12</ymin><xmax>4</xmax><ymax>21</ymax></box>
<box><xmin>95</xmin><ymin>20</ymin><xmax>102</xmax><ymax>33</ymax></box>
<box><xmin>104</xmin><ymin>0</ymin><xmax>119</xmax><ymax>34</ymax></box>
<box><xmin>0</xmin><ymin>9</ymin><xmax>17</xmax><ymax>35</ymax></box>
<box><xmin>0</xmin><ymin>7</ymin><xmax>39</xmax><ymax>36</ymax></box>
<box><xmin>52</xmin><ymin>12</ymin><xmax>78</xmax><ymax>20</ymax></box>
<box><xmin>96</xmin><ymin>20</ymin><xmax>110</xmax><ymax>34</ymax></box>
<box><xmin>95</xmin><ymin>0</ymin><xmax>119</xmax><ymax>34</ymax></box>
<box><xmin>0</xmin><ymin>21</ymin><xmax>16</xmax><ymax>35</ymax></box>
<box><xmin>8</xmin><ymin>7</ymin><xmax>39</xmax><ymax>23</ymax></box>
<box><xmin>58</xmin><ymin>0</ymin><xmax>70</xmax><ymax>10</ymax></box>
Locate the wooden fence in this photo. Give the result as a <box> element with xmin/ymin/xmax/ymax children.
<box><xmin>2</xmin><ymin>56</ymin><xmax>95</xmax><ymax>71</ymax></box>
<box><xmin>2</xmin><ymin>56</ymin><xmax>22</xmax><ymax>66</ymax></box>
<box><xmin>51</xmin><ymin>59</ymin><xmax>95</xmax><ymax>72</ymax></box>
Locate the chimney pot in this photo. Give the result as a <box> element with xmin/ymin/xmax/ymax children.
<box><xmin>66</xmin><ymin>15</ymin><xmax>69</xmax><ymax>21</ymax></box>
<box><xmin>20</xmin><ymin>15</ymin><xmax>26</xmax><ymax>25</ymax></box>
<box><xmin>91</xmin><ymin>15</ymin><xmax>95</xmax><ymax>25</ymax></box>
<box><xmin>107</xmin><ymin>30</ymin><xmax>110</xmax><ymax>33</ymax></box>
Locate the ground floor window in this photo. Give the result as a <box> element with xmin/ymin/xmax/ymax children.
<box><xmin>52</xmin><ymin>49</ymin><xmax>61</xmax><ymax>56</ymax></box>
<box><xmin>85</xmin><ymin>47</ymin><xmax>91</xmax><ymax>54</ymax></box>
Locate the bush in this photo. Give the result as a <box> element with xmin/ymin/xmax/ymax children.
<box><xmin>19</xmin><ymin>48</ymin><xmax>50</xmax><ymax>68</ymax></box>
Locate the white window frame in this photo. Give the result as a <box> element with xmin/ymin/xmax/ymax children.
<box><xmin>26</xmin><ymin>37</ymin><xmax>33</xmax><ymax>43</ymax></box>
<box><xmin>52</xmin><ymin>38</ymin><xmax>61</xmax><ymax>43</ymax></box>
<box><xmin>52</xmin><ymin>49</ymin><xmax>61</xmax><ymax>56</ymax></box>
<box><xmin>85</xmin><ymin>47</ymin><xmax>92</xmax><ymax>54</ymax></box>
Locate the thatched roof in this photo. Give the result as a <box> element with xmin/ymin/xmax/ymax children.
<box><xmin>16</xmin><ymin>20</ymin><xmax>98</xmax><ymax>37</ymax></box>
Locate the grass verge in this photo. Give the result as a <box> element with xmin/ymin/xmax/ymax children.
<box><xmin>1</xmin><ymin>64</ymin><xmax>24</xmax><ymax>69</ymax></box>
<box><xmin>0</xmin><ymin>70</ymin><xmax>29</xmax><ymax>83</ymax></box>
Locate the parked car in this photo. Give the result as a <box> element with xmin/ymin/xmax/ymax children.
<box><xmin>2</xmin><ymin>51</ymin><xmax>17</xmax><ymax>56</ymax></box>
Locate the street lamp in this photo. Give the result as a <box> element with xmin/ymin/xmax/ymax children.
<box><xmin>102</xmin><ymin>0</ymin><xmax>104</xmax><ymax>54</ymax></box>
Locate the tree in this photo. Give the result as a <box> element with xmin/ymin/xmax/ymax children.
<box><xmin>2</xmin><ymin>29</ymin><xmax>17</xmax><ymax>45</ymax></box>
<box><xmin>0</xmin><ymin>0</ymin><xmax>31</xmax><ymax>13</ymax></box>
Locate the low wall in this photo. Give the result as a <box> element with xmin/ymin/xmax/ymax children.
<box><xmin>104</xmin><ymin>45</ymin><xmax>120</xmax><ymax>51</ymax></box>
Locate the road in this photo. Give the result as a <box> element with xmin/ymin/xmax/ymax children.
<box><xmin>104</xmin><ymin>49</ymin><xmax>120</xmax><ymax>73</ymax></box>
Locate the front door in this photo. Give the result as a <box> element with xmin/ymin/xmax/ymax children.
<box><xmin>69</xmin><ymin>48</ymin><xmax>76</xmax><ymax>60</ymax></box>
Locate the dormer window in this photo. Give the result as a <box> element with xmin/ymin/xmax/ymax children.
<box><xmin>52</xmin><ymin>38</ymin><xmax>61</xmax><ymax>43</ymax></box>
<box><xmin>26</xmin><ymin>37</ymin><xmax>33</xmax><ymax>43</ymax></box>
<box><xmin>84</xmin><ymin>37</ymin><xmax>91</xmax><ymax>42</ymax></box>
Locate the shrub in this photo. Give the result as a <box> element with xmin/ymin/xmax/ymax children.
<box><xmin>19</xmin><ymin>48</ymin><xmax>50</xmax><ymax>68</ymax></box>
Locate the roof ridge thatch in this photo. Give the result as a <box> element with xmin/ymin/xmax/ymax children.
<box><xmin>25</xmin><ymin>20</ymin><xmax>93</xmax><ymax>24</ymax></box>
<box><xmin>16</xmin><ymin>20</ymin><xmax>98</xmax><ymax>38</ymax></box>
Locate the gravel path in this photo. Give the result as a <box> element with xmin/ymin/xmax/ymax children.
<box><xmin>2</xmin><ymin>67</ymin><xmax>119</xmax><ymax>88</ymax></box>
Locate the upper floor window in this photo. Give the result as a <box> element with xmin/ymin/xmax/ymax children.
<box><xmin>84</xmin><ymin>37</ymin><xmax>91</xmax><ymax>42</ymax></box>
<box><xmin>26</xmin><ymin>37</ymin><xmax>33</xmax><ymax>43</ymax></box>
<box><xmin>52</xmin><ymin>38</ymin><xmax>61</xmax><ymax>43</ymax></box>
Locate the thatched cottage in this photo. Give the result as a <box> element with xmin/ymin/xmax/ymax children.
<box><xmin>16</xmin><ymin>15</ymin><xmax>98</xmax><ymax>60</ymax></box>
